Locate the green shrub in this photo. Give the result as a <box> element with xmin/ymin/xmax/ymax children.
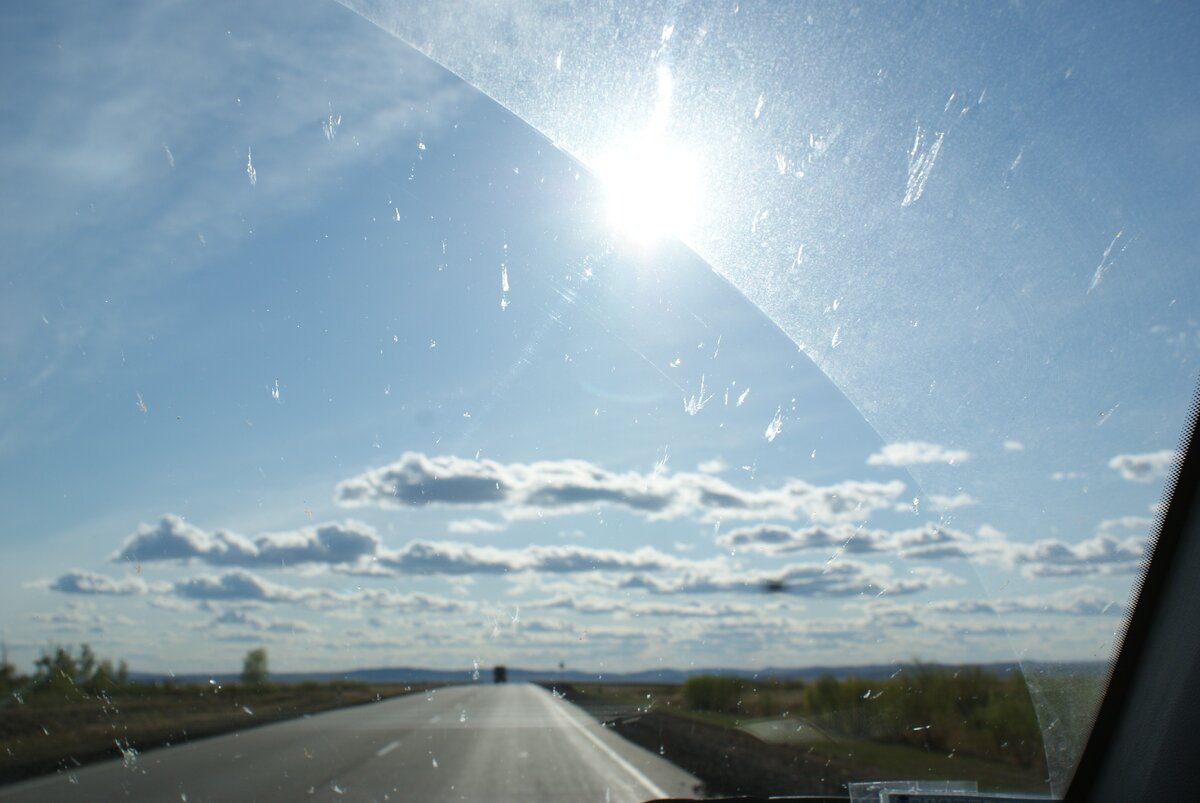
<box><xmin>682</xmin><ymin>675</ymin><xmax>746</xmax><ymax>714</ymax></box>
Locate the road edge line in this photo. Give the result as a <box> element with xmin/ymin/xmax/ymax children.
<box><xmin>542</xmin><ymin>689</ymin><xmax>669</xmax><ymax>800</ymax></box>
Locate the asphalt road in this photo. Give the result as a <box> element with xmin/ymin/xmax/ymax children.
<box><xmin>0</xmin><ymin>684</ymin><xmax>700</xmax><ymax>802</ymax></box>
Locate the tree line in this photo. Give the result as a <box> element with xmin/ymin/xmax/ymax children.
<box><xmin>1</xmin><ymin>644</ymin><xmax>272</xmax><ymax>698</ymax></box>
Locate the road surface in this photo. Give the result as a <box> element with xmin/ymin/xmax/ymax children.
<box><xmin>0</xmin><ymin>684</ymin><xmax>700</xmax><ymax>802</ymax></box>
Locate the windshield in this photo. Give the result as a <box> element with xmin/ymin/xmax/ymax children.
<box><xmin>1</xmin><ymin>1</ymin><xmax>1196</xmax><ymax>801</ymax></box>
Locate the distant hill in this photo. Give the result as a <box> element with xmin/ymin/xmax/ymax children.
<box><xmin>130</xmin><ymin>659</ymin><xmax>1106</xmax><ymax>686</ymax></box>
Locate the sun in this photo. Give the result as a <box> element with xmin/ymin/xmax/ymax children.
<box><xmin>592</xmin><ymin>66</ymin><xmax>702</xmax><ymax>247</ymax></box>
<box><xmin>595</xmin><ymin>133</ymin><xmax>702</xmax><ymax>246</ymax></box>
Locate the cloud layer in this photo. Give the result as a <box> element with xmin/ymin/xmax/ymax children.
<box><xmin>716</xmin><ymin>522</ymin><xmax>1147</xmax><ymax>578</ymax></box>
<box><xmin>867</xmin><ymin>441</ymin><xmax>970</xmax><ymax>467</ymax></box>
<box><xmin>335</xmin><ymin>451</ymin><xmax>908</xmax><ymax>524</ymax></box>
<box><xmin>113</xmin><ymin>515</ymin><xmax>384</xmax><ymax>568</ymax></box>
<box><xmin>1108</xmin><ymin>450</ymin><xmax>1177</xmax><ymax>483</ymax></box>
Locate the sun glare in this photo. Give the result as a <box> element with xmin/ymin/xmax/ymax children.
<box><xmin>595</xmin><ymin>134</ymin><xmax>702</xmax><ymax>246</ymax></box>
<box><xmin>593</xmin><ymin>65</ymin><xmax>702</xmax><ymax>246</ymax></box>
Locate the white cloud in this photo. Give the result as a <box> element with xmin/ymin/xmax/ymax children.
<box><xmin>113</xmin><ymin>515</ymin><xmax>384</xmax><ymax>569</ymax></box>
<box><xmin>175</xmin><ymin>570</ymin><xmax>317</xmax><ymax>602</ymax></box>
<box><xmin>927</xmin><ymin>586</ymin><xmax>1127</xmax><ymax>618</ymax></box>
<box><xmin>207</xmin><ymin>608</ymin><xmax>320</xmax><ymax>635</ymax></box>
<box><xmin>1003</xmin><ymin>440</ymin><xmax>1025</xmax><ymax>452</ymax></box>
<box><xmin>170</xmin><ymin>569</ymin><xmax>470</xmax><ymax>613</ymax></box>
<box><xmin>335</xmin><ymin>451</ymin><xmax>908</xmax><ymax>525</ymax></box>
<box><xmin>696</xmin><ymin>459</ymin><xmax>726</xmax><ymax>474</ymax></box>
<box><xmin>524</xmin><ymin>595</ymin><xmax>766</xmax><ymax>619</ymax></box>
<box><xmin>41</xmin><ymin>569</ymin><xmax>169</xmax><ymax>596</ymax></box>
<box><xmin>1008</xmin><ymin>532</ymin><xmax>1146</xmax><ymax>578</ymax></box>
<box><xmin>1051</xmin><ymin>471</ymin><xmax>1085</xmax><ymax>481</ymax></box>
<box><xmin>928</xmin><ymin>493</ymin><xmax>978</xmax><ymax>512</ymax></box>
<box><xmin>717</xmin><ymin>521</ymin><xmax>1147</xmax><ymax>579</ymax></box>
<box><xmin>867</xmin><ymin>441</ymin><xmax>971</xmax><ymax>466</ymax></box>
<box><xmin>31</xmin><ymin>602</ymin><xmax>136</xmax><ymax>633</ymax></box>
<box><xmin>619</xmin><ymin>559</ymin><xmax>958</xmax><ymax>598</ymax></box>
<box><xmin>1108</xmin><ymin>450</ymin><xmax>1177</xmax><ymax>483</ymax></box>
<box><xmin>1097</xmin><ymin>516</ymin><xmax>1155</xmax><ymax>536</ymax></box>
<box><xmin>446</xmin><ymin>518</ymin><xmax>507</xmax><ymax>534</ymax></box>
<box><xmin>374</xmin><ymin>540</ymin><xmax>699</xmax><ymax>576</ymax></box>
<box><xmin>716</xmin><ymin>522</ymin><xmax>980</xmax><ymax>562</ymax></box>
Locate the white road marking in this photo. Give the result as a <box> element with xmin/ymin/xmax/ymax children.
<box><xmin>543</xmin><ymin>690</ymin><xmax>668</xmax><ymax>800</ymax></box>
<box><xmin>375</xmin><ymin>740</ymin><xmax>400</xmax><ymax>757</ymax></box>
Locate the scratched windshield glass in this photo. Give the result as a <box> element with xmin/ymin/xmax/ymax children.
<box><xmin>1</xmin><ymin>1</ymin><xmax>1196</xmax><ymax>801</ymax></box>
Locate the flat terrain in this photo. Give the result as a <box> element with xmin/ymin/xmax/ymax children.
<box><xmin>0</xmin><ymin>684</ymin><xmax>700</xmax><ymax>802</ymax></box>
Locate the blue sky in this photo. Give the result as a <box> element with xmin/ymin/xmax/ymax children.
<box><xmin>0</xmin><ymin>0</ymin><xmax>1195</xmax><ymax>682</ymax></box>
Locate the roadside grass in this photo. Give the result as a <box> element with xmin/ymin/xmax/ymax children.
<box><xmin>801</xmin><ymin>737</ymin><xmax>1049</xmax><ymax>793</ymax></box>
<box><xmin>0</xmin><ymin>681</ymin><xmax>437</xmax><ymax>784</ymax></box>
<box><xmin>553</xmin><ymin>673</ymin><xmax>1057</xmax><ymax>796</ymax></box>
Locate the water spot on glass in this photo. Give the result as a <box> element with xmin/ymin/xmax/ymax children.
<box><xmin>902</xmin><ymin>125</ymin><xmax>943</xmax><ymax>206</ymax></box>
<box><xmin>392</xmin><ymin>208</ymin><xmax>401</xmax><ymax>222</ymax></box>
<box><xmin>1087</xmin><ymin>230</ymin><xmax>1123</xmax><ymax>293</ymax></box>
<box><xmin>754</xmin><ymin>94</ymin><xmax>764</xmax><ymax>120</ymax></box>
<box><xmin>736</xmin><ymin>387</ymin><xmax>750</xmax><ymax>407</ymax></box>
<box><xmin>751</xmin><ymin>208</ymin><xmax>769</xmax><ymax>233</ymax></box>
<box><xmin>270</xmin><ymin>379</ymin><xmax>280</xmax><ymax>401</ymax></box>
<box><xmin>115</xmin><ymin>739</ymin><xmax>139</xmax><ymax>770</ymax></box>
<box><xmin>322</xmin><ymin>113</ymin><xmax>342</xmax><ymax>142</ymax></box>
<box><xmin>163</xmin><ymin>145</ymin><xmax>175</xmax><ymax>168</ymax></box>
<box><xmin>431</xmin><ymin>756</ymin><xmax>438</xmax><ymax>768</ymax></box>
<box><xmin>136</xmin><ymin>393</ymin><xmax>148</xmax><ymax>414</ymax></box>
<box><xmin>831</xmin><ymin>327</ymin><xmax>842</xmax><ymax>348</ymax></box>
<box><xmin>764</xmin><ymin>407</ymin><xmax>784</xmax><ymax>441</ymax></box>
<box><xmin>246</xmin><ymin>148</ymin><xmax>256</xmax><ymax>187</ymax></box>
<box><xmin>684</xmin><ymin>375</ymin><xmax>713</xmax><ymax>415</ymax></box>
